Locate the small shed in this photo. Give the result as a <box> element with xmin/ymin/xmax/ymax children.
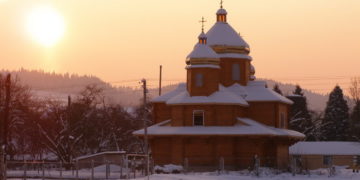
<box><xmin>75</xmin><ymin>151</ymin><xmax>126</xmax><ymax>169</ymax></box>
<box><xmin>289</xmin><ymin>142</ymin><xmax>360</xmax><ymax>170</ymax></box>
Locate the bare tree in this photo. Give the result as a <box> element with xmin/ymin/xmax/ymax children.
<box><xmin>349</xmin><ymin>77</ymin><xmax>360</xmax><ymax>103</ymax></box>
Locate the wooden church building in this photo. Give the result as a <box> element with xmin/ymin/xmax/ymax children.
<box><xmin>134</xmin><ymin>4</ymin><xmax>304</xmax><ymax>169</ymax></box>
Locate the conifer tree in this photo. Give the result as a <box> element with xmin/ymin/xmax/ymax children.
<box><xmin>273</xmin><ymin>84</ymin><xmax>283</xmax><ymax>95</ymax></box>
<box><xmin>350</xmin><ymin>101</ymin><xmax>360</xmax><ymax>140</ymax></box>
<box><xmin>287</xmin><ymin>85</ymin><xmax>314</xmax><ymax>140</ymax></box>
<box><xmin>321</xmin><ymin>85</ymin><xmax>350</xmax><ymax>141</ymax></box>
<box><xmin>349</xmin><ymin>77</ymin><xmax>360</xmax><ymax>140</ymax></box>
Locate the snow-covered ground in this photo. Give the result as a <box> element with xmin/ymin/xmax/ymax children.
<box><xmin>134</xmin><ymin>167</ymin><xmax>360</xmax><ymax>180</ymax></box>
<box><xmin>7</xmin><ymin>166</ymin><xmax>360</xmax><ymax>179</ymax></box>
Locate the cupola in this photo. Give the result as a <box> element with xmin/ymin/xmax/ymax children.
<box><xmin>216</xmin><ymin>1</ymin><xmax>227</xmax><ymax>23</ymax></box>
<box><xmin>186</xmin><ymin>18</ymin><xmax>220</xmax><ymax>96</ymax></box>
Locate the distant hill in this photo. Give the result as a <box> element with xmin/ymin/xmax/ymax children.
<box><xmin>1</xmin><ymin>69</ymin><xmax>331</xmax><ymax>111</ymax></box>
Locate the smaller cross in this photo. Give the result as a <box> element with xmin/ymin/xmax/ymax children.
<box><xmin>199</xmin><ymin>17</ymin><xmax>206</xmax><ymax>32</ymax></box>
<box><xmin>220</xmin><ymin>0</ymin><xmax>223</xmax><ymax>9</ymax></box>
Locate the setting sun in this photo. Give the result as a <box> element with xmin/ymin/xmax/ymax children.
<box><xmin>26</xmin><ymin>6</ymin><xmax>65</xmax><ymax>47</ymax></box>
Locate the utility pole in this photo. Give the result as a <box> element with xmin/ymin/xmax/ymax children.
<box><xmin>140</xmin><ymin>79</ymin><xmax>149</xmax><ymax>179</ymax></box>
<box><xmin>0</xmin><ymin>75</ymin><xmax>4</xmax><ymax>180</ymax></box>
<box><xmin>159</xmin><ymin>65</ymin><xmax>162</xmax><ymax>96</ymax></box>
<box><xmin>4</xmin><ymin>74</ymin><xmax>10</xmax><ymax>154</ymax></box>
<box><xmin>1</xmin><ymin>74</ymin><xmax>10</xmax><ymax>180</ymax></box>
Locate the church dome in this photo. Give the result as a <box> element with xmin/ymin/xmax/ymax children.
<box><xmin>207</xmin><ymin>6</ymin><xmax>250</xmax><ymax>55</ymax></box>
<box><xmin>186</xmin><ymin>43</ymin><xmax>220</xmax><ymax>66</ymax></box>
<box><xmin>206</xmin><ymin>22</ymin><xmax>249</xmax><ymax>48</ymax></box>
<box><xmin>216</xmin><ymin>8</ymin><xmax>227</xmax><ymax>15</ymax></box>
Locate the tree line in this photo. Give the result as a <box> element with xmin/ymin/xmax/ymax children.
<box><xmin>0</xmin><ymin>74</ymin><xmax>148</xmax><ymax>165</ymax></box>
<box><xmin>273</xmin><ymin>78</ymin><xmax>360</xmax><ymax>141</ymax></box>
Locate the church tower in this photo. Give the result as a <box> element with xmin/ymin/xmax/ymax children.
<box><xmin>186</xmin><ymin>18</ymin><xmax>220</xmax><ymax>96</ymax></box>
<box><xmin>206</xmin><ymin>4</ymin><xmax>253</xmax><ymax>86</ymax></box>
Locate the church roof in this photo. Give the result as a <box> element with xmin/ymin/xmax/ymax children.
<box><xmin>166</xmin><ymin>85</ymin><xmax>249</xmax><ymax>106</ymax></box>
<box><xmin>206</xmin><ymin>22</ymin><xmax>249</xmax><ymax>48</ymax></box>
<box><xmin>186</xmin><ymin>43</ymin><xmax>219</xmax><ymax>60</ymax></box>
<box><xmin>290</xmin><ymin>142</ymin><xmax>360</xmax><ymax>155</ymax></box>
<box><xmin>133</xmin><ymin>118</ymin><xmax>305</xmax><ymax>139</ymax></box>
<box><xmin>216</xmin><ymin>8</ymin><xmax>227</xmax><ymax>15</ymax></box>
<box><xmin>151</xmin><ymin>83</ymin><xmax>186</xmax><ymax>103</ymax></box>
<box><xmin>151</xmin><ymin>81</ymin><xmax>293</xmax><ymax>105</ymax></box>
<box><xmin>217</xmin><ymin>53</ymin><xmax>252</xmax><ymax>60</ymax></box>
<box><xmin>243</xmin><ymin>81</ymin><xmax>293</xmax><ymax>104</ymax></box>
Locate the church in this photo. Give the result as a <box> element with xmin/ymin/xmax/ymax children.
<box><xmin>134</xmin><ymin>4</ymin><xmax>304</xmax><ymax>169</ymax></box>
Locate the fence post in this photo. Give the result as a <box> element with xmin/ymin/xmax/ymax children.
<box><xmin>91</xmin><ymin>160</ymin><xmax>94</xmax><ymax>180</ymax></box>
<box><xmin>120</xmin><ymin>158</ymin><xmax>123</xmax><ymax>179</ymax></box>
<box><xmin>291</xmin><ymin>156</ymin><xmax>296</xmax><ymax>176</ymax></box>
<box><xmin>4</xmin><ymin>158</ymin><xmax>6</xmax><ymax>180</ymax></box>
<box><xmin>133</xmin><ymin>157</ymin><xmax>135</xmax><ymax>179</ymax></box>
<box><xmin>105</xmin><ymin>160</ymin><xmax>109</xmax><ymax>179</ymax></box>
<box><xmin>60</xmin><ymin>161</ymin><xmax>63</xmax><ymax>178</ymax></box>
<box><xmin>125</xmin><ymin>155</ymin><xmax>129</xmax><ymax>180</ymax></box>
<box><xmin>219</xmin><ymin>157</ymin><xmax>225</xmax><ymax>174</ymax></box>
<box><xmin>75</xmin><ymin>160</ymin><xmax>79</xmax><ymax>180</ymax></box>
<box><xmin>184</xmin><ymin>158</ymin><xmax>189</xmax><ymax>174</ymax></box>
<box><xmin>42</xmin><ymin>160</ymin><xmax>45</xmax><ymax>180</ymax></box>
<box><xmin>254</xmin><ymin>155</ymin><xmax>259</xmax><ymax>177</ymax></box>
<box><xmin>0</xmin><ymin>148</ymin><xmax>5</xmax><ymax>180</ymax></box>
<box><xmin>23</xmin><ymin>160</ymin><xmax>27</xmax><ymax>180</ymax></box>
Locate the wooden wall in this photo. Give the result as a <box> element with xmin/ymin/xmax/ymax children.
<box><xmin>152</xmin><ymin>102</ymin><xmax>171</xmax><ymax>124</ymax></box>
<box><xmin>292</xmin><ymin>155</ymin><xmax>354</xmax><ymax>170</ymax></box>
<box><xmin>187</xmin><ymin>68</ymin><xmax>220</xmax><ymax>96</ymax></box>
<box><xmin>247</xmin><ymin>102</ymin><xmax>289</xmax><ymax>127</ymax></box>
<box><xmin>219</xmin><ymin>58</ymin><xmax>250</xmax><ymax>86</ymax></box>
<box><xmin>169</xmin><ymin>105</ymin><xmax>245</xmax><ymax>126</ymax></box>
<box><xmin>150</xmin><ymin>136</ymin><xmax>290</xmax><ymax>169</ymax></box>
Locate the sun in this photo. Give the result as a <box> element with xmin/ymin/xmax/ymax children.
<box><xmin>26</xmin><ymin>6</ymin><xmax>65</xmax><ymax>47</ymax></box>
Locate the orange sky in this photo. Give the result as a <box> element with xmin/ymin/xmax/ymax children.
<box><xmin>1</xmin><ymin>0</ymin><xmax>360</xmax><ymax>93</ymax></box>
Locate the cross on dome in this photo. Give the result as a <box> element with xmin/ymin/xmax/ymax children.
<box><xmin>199</xmin><ymin>16</ymin><xmax>206</xmax><ymax>33</ymax></box>
<box><xmin>216</xmin><ymin>0</ymin><xmax>227</xmax><ymax>22</ymax></box>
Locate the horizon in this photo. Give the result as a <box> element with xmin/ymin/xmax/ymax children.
<box><xmin>1</xmin><ymin>0</ymin><xmax>360</xmax><ymax>94</ymax></box>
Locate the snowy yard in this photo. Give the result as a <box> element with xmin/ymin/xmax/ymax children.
<box><xmin>133</xmin><ymin>167</ymin><xmax>360</xmax><ymax>180</ymax></box>
<box><xmin>7</xmin><ymin>165</ymin><xmax>360</xmax><ymax>179</ymax></box>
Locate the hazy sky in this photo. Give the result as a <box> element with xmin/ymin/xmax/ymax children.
<box><xmin>1</xmin><ymin>0</ymin><xmax>360</xmax><ymax>93</ymax></box>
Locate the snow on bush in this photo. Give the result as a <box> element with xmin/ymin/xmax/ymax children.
<box><xmin>154</xmin><ymin>164</ymin><xmax>184</xmax><ymax>174</ymax></box>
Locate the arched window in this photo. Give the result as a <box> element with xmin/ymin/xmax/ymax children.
<box><xmin>232</xmin><ymin>64</ymin><xmax>240</xmax><ymax>81</ymax></box>
<box><xmin>195</xmin><ymin>73</ymin><xmax>203</xmax><ymax>87</ymax></box>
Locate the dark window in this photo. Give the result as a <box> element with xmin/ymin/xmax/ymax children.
<box><xmin>323</xmin><ymin>155</ymin><xmax>332</xmax><ymax>165</ymax></box>
<box><xmin>193</xmin><ymin>110</ymin><xmax>204</xmax><ymax>126</ymax></box>
<box><xmin>232</xmin><ymin>64</ymin><xmax>240</xmax><ymax>81</ymax></box>
<box><xmin>195</xmin><ymin>73</ymin><xmax>203</xmax><ymax>87</ymax></box>
<box><xmin>280</xmin><ymin>112</ymin><xmax>286</xmax><ymax>128</ymax></box>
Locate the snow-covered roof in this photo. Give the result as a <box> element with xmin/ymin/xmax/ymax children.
<box><xmin>187</xmin><ymin>43</ymin><xmax>219</xmax><ymax>59</ymax></box>
<box><xmin>216</xmin><ymin>8</ymin><xmax>227</xmax><ymax>15</ymax></box>
<box><xmin>185</xmin><ymin>64</ymin><xmax>220</xmax><ymax>69</ymax></box>
<box><xmin>217</xmin><ymin>53</ymin><xmax>252</xmax><ymax>60</ymax></box>
<box><xmin>290</xmin><ymin>142</ymin><xmax>360</xmax><ymax>155</ymax></box>
<box><xmin>243</xmin><ymin>81</ymin><xmax>293</xmax><ymax>104</ymax></box>
<box><xmin>166</xmin><ymin>85</ymin><xmax>249</xmax><ymax>106</ymax></box>
<box><xmin>151</xmin><ymin>83</ymin><xmax>186</xmax><ymax>103</ymax></box>
<box><xmin>198</xmin><ymin>32</ymin><xmax>207</xmax><ymax>39</ymax></box>
<box><xmin>151</xmin><ymin>81</ymin><xmax>293</xmax><ymax>105</ymax></box>
<box><xmin>75</xmin><ymin>151</ymin><xmax>126</xmax><ymax>161</ymax></box>
<box><xmin>206</xmin><ymin>22</ymin><xmax>249</xmax><ymax>48</ymax></box>
<box><xmin>133</xmin><ymin>118</ymin><xmax>304</xmax><ymax>139</ymax></box>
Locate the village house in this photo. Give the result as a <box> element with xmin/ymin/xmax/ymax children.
<box><xmin>134</xmin><ymin>4</ymin><xmax>304</xmax><ymax>169</ymax></box>
<box><xmin>290</xmin><ymin>142</ymin><xmax>360</xmax><ymax>170</ymax></box>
